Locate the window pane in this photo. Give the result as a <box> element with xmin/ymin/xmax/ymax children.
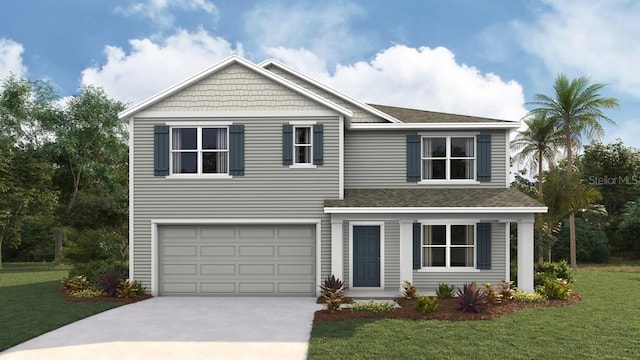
<box><xmin>172</xmin><ymin>128</ymin><xmax>197</xmax><ymax>150</ymax></box>
<box><xmin>451</xmin><ymin>225</ymin><xmax>473</xmax><ymax>245</ymax></box>
<box><xmin>203</xmin><ymin>152</ymin><xmax>228</xmax><ymax>174</ymax></box>
<box><xmin>295</xmin><ymin>145</ymin><xmax>311</xmax><ymax>164</ymax></box>
<box><xmin>451</xmin><ymin>137</ymin><xmax>474</xmax><ymax>157</ymax></box>
<box><xmin>450</xmin><ymin>159</ymin><xmax>473</xmax><ymax>179</ymax></box>
<box><xmin>450</xmin><ymin>247</ymin><xmax>474</xmax><ymax>267</ymax></box>
<box><xmin>423</xmin><ymin>137</ymin><xmax>446</xmax><ymax>157</ymax></box>
<box><xmin>202</xmin><ymin>128</ymin><xmax>227</xmax><ymax>150</ymax></box>
<box><xmin>423</xmin><ymin>159</ymin><xmax>446</xmax><ymax>179</ymax></box>
<box><xmin>295</xmin><ymin>127</ymin><xmax>311</xmax><ymax>145</ymax></box>
<box><xmin>172</xmin><ymin>152</ymin><xmax>197</xmax><ymax>173</ymax></box>
<box><xmin>423</xmin><ymin>247</ymin><xmax>446</xmax><ymax>267</ymax></box>
<box><xmin>424</xmin><ymin>225</ymin><xmax>446</xmax><ymax>245</ymax></box>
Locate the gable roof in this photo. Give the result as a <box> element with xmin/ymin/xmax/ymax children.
<box><xmin>259</xmin><ymin>58</ymin><xmax>401</xmax><ymax>123</ymax></box>
<box><xmin>118</xmin><ymin>55</ymin><xmax>353</xmax><ymax>120</ymax></box>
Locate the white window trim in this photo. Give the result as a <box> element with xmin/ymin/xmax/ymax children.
<box><xmin>420</xmin><ymin>135</ymin><xmax>477</xmax><ymax>182</ymax></box>
<box><xmin>169</xmin><ymin>126</ymin><xmax>229</xmax><ymax>176</ymax></box>
<box><xmin>417</xmin><ymin>222</ymin><xmax>480</xmax><ymax>272</ymax></box>
<box><xmin>348</xmin><ymin>221</ymin><xmax>385</xmax><ymax>290</ymax></box>
<box><xmin>292</xmin><ymin>125</ymin><xmax>313</xmax><ymax>166</ymax></box>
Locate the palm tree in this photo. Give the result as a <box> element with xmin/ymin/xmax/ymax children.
<box><xmin>511</xmin><ymin>113</ymin><xmax>563</xmax><ymax>198</ymax></box>
<box><xmin>528</xmin><ymin>74</ymin><xmax>618</xmax><ymax>270</ymax></box>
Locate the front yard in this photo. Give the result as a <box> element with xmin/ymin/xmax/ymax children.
<box><xmin>308</xmin><ymin>264</ymin><xmax>640</xmax><ymax>360</ymax></box>
<box><xmin>0</xmin><ymin>263</ymin><xmax>121</xmax><ymax>352</ymax></box>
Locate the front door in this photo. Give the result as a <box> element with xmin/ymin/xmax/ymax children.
<box><xmin>353</xmin><ymin>225</ymin><xmax>381</xmax><ymax>287</ymax></box>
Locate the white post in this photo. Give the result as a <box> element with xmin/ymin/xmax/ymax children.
<box><xmin>330</xmin><ymin>218</ymin><xmax>344</xmax><ymax>281</ymax></box>
<box><xmin>399</xmin><ymin>221</ymin><xmax>414</xmax><ymax>287</ymax></box>
<box><xmin>517</xmin><ymin>216</ymin><xmax>535</xmax><ymax>292</ymax></box>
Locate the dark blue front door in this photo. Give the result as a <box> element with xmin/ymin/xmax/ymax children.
<box><xmin>353</xmin><ymin>225</ymin><xmax>380</xmax><ymax>287</ymax></box>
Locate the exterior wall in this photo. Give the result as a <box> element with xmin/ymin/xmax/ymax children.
<box><xmin>413</xmin><ymin>221</ymin><xmax>506</xmax><ymax>290</ymax></box>
<box><xmin>264</xmin><ymin>65</ymin><xmax>387</xmax><ymax>123</ymax></box>
<box><xmin>344</xmin><ymin>129</ymin><xmax>507</xmax><ymax>188</ymax></box>
<box><xmin>147</xmin><ymin>63</ymin><xmax>328</xmax><ymax>112</ymax></box>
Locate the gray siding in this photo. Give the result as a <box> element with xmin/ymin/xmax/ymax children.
<box><xmin>344</xmin><ymin>130</ymin><xmax>507</xmax><ymax>188</ymax></box>
<box><xmin>413</xmin><ymin>222</ymin><xmax>507</xmax><ymax>291</ymax></box>
<box><xmin>264</xmin><ymin>65</ymin><xmax>388</xmax><ymax>123</ymax></box>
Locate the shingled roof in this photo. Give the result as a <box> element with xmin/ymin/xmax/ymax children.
<box><xmin>325</xmin><ymin>188</ymin><xmax>544</xmax><ymax>210</ymax></box>
<box><xmin>368</xmin><ymin>104</ymin><xmax>515</xmax><ymax>124</ymax></box>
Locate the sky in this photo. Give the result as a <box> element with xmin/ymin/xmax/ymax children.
<box><xmin>1</xmin><ymin>0</ymin><xmax>639</xmax><ymax>154</ymax></box>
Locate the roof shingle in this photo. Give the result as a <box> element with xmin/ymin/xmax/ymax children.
<box><xmin>367</xmin><ymin>104</ymin><xmax>516</xmax><ymax>124</ymax></box>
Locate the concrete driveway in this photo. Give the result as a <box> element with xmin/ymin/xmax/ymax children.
<box><xmin>0</xmin><ymin>297</ymin><xmax>322</xmax><ymax>360</ymax></box>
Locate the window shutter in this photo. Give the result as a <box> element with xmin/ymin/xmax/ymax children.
<box><xmin>229</xmin><ymin>124</ymin><xmax>244</xmax><ymax>176</ymax></box>
<box><xmin>282</xmin><ymin>124</ymin><xmax>293</xmax><ymax>165</ymax></box>
<box><xmin>154</xmin><ymin>125</ymin><xmax>169</xmax><ymax>176</ymax></box>
<box><xmin>413</xmin><ymin>223</ymin><xmax>421</xmax><ymax>270</ymax></box>
<box><xmin>406</xmin><ymin>135</ymin><xmax>421</xmax><ymax>182</ymax></box>
<box><xmin>313</xmin><ymin>124</ymin><xmax>324</xmax><ymax>165</ymax></box>
<box><xmin>476</xmin><ymin>223</ymin><xmax>491</xmax><ymax>270</ymax></box>
<box><xmin>477</xmin><ymin>134</ymin><xmax>491</xmax><ymax>182</ymax></box>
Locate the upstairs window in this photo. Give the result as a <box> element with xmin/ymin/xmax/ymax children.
<box><xmin>293</xmin><ymin>126</ymin><xmax>312</xmax><ymax>164</ymax></box>
<box><xmin>171</xmin><ymin>127</ymin><xmax>228</xmax><ymax>174</ymax></box>
<box><xmin>422</xmin><ymin>136</ymin><xmax>475</xmax><ymax>180</ymax></box>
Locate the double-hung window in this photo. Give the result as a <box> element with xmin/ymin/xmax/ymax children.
<box><xmin>171</xmin><ymin>127</ymin><xmax>228</xmax><ymax>174</ymax></box>
<box><xmin>422</xmin><ymin>136</ymin><xmax>475</xmax><ymax>180</ymax></box>
<box><xmin>293</xmin><ymin>126</ymin><xmax>312</xmax><ymax>164</ymax></box>
<box><xmin>422</xmin><ymin>224</ymin><xmax>475</xmax><ymax>268</ymax></box>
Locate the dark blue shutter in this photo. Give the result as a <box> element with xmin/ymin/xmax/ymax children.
<box><xmin>154</xmin><ymin>125</ymin><xmax>169</xmax><ymax>176</ymax></box>
<box><xmin>229</xmin><ymin>125</ymin><xmax>244</xmax><ymax>176</ymax></box>
<box><xmin>413</xmin><ymin>223</ymin><xmax>421</xmax><ymax>270</ymax></box>
<box><xmin>477</xmin><ymin>134</ymin><xmax>491</xmax><ymax>182</ymax></box>
<box><xmin>313</xmin><ymin>124</ymin><xmax>324</xmax><ymax>165</ymax></box>
<box><xmin>477</xmin><ymin>223</ymin><xmax>491</xmax><ymax>270</ymax></box>
<box><xmin>282</xmin><ymin>124</ymin><xmax>293</xmax><ymax>165</ymax></box>
<box><xmin>406</xmin><ymin>135</ymin><xmax>421</xmax><ymax>182</ymax></box>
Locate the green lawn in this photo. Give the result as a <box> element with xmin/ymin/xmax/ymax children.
<box><xmin>0</xmin><ymin>263</ymin><xmax>121</xmax><ymax>352</ymax></box>
<box><xmin>309</xmin><ymin>264</ymin><xmax>640</xmax><ymax>360</ymax></box>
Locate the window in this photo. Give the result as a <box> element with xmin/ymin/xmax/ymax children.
<box><xmin>422</xmin><ymin>136</ymin><xmax>475</xmax><ymax>180</ymax></box>
<box><xmin>171</xmin><ymin>127</ymin><xmax>228</xmax><ymax>174</ymax></box>
<box><xmin>422</xmin><ymin>224</ymin><xmax>475</xmax><ymax>268</ymax></box>
<box><xmin>293</xmin><ymin>126</ymin><xmax>312</xmax><ymax>164</ymax></box>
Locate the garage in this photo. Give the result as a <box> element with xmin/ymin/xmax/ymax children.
<box><xmin>158</xmin><ymin>224</ymin><xmax>316</xmax><ymax>296</ymax></box>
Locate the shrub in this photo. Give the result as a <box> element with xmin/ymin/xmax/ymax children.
<box><xmin>70</xmin><ymin>289</ymin><xmax>104</xmax><ymax>298</ymax></box>
<box><xmin>415</xmin><ymin>296</ymin><xmax>439</xmax><ymax>313</ymax></box>
<box><xmin>512</xmin><ymin>290</ymin><xmax>547</xmax><ymax>303</ymax></box>
<box><xmin>401</xmin><ymin>280</ymin><xmax>418</xmax><ymax>299</ymax></box>
<box><xmin>435</xmin><ymin>283</ymin><xmax>456</xmax><ymax>299</ymax></box>
<box><xmin>319</xmin><ymin>274</ymin><xmax>344</xmax><ymax>311</ymax></box>
<box><xmin>69</xmin><ymin>260</ymin><xmax>128</xmax><ymax>290</ymax></box>
<box><xmin>553</xmin><ymin>218</ymin><xmax>610</xmax><ymax>263</ymax></box>
<box><xmin>534</xmin><ymin>260</ymin><xmax>574</xmax><ymax>287</ymax></box>
<box><xmin>481</xmin><ymin>283</ymin><xmax>503</xmax><ymax>306</ymax></box>
<box><xmin>455</xmin><ymin>283</ymin><xmax>486</xmax><ymax>313</ymax></box>
<box><xmin>350</xmin><ymin>300</ymin><xmax>396</xmax><ymax>313</ymax></box>
<box><xmin>536</xmin><ymin>278</ymin><xmax>572</xmax><ymax>300</ymax></box>
<box><xmin>99</xmin><ymin>266</ymin><xmax>126</xmax><ymax>297</ymax></box>
<box><xmin>500</xmin><ymin>280</ymin><xmax>515</xmax><ymax>301</ymax></box>
<box><xmin>61</xmin><ymin>275</ymin><xmax>90</xmax><ymax>292</ymax></box>
<box><xmin>117</xmin><ymin>279</ymin><xmax>147</xmax><ymax>298</ymax></box>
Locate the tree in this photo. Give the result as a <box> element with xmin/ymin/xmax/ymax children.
<box><xmin>528</xmin><ymin>75</ymin><xmax>619</xmax><ymax>269</ymax></box>
<box><xmin>618</xmin><ymin>199</ymin><xmax>640</xmax><ymax>255</ymax></box>
<box><xmin>511</xmin><ymin>114</ymin><xmax>563</xmax><ymax>198</ymax></box>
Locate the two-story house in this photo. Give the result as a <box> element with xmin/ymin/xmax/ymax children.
<box><xmin>118</xmin><ymin>55</ymin><xmax>545</xmax><ymax>297</ymax></box>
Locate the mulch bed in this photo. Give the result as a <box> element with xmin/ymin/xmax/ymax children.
<box><xmin>59</xmin><ymin>289</ymin><xmax>153</xmax><ymax>304</ymax></box>
<box><xmin>313</xmin><ymin>293</ymin><xmax>582</xmax><ymax>323</ymax></box>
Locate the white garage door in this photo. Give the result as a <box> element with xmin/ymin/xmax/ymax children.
<box><xmin>158</xmin><ymin>224</ymin><xmax>315</xmax><ymax>296</ymax></box>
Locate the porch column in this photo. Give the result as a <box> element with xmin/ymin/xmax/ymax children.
<box><xmin>517</xmin><ymin>216</ymin><xmax>535</xmax><ymax>292</ymax></box>
<box><xmin>331</xmin><ymin>218</ymin><xmax>343</xmax><ymax>281</ymax></box>
<box><xmin>399</xmin><ymin>221</ymin><xmax>413</xmax><ymax>286</ymax></box>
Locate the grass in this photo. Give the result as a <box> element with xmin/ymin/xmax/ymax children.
<box><xmin>308</xmin><ymin>264</ymin><xmax>640</xmax><ymax>360</ymax></box>
<box><xmin>0</xmin><ymin>263</ymin><xmax>121</xmax><ymax>352</ymax></box>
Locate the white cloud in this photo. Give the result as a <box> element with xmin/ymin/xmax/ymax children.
<box><xmin>116</xmin><ymin>0</ymin><xmax>218</xmax><ymax>28</ymax></box>
<box><xmin>514</xmin><ymin>0</ymin><xmax>640</xmax><ymax>97</ymax></box>
<box><xmin>0</xmin><ymin>38</ymin><xmax>27</xmax><ymax>80</ymax></box>
<box><xmin>244</xmin><ymin>1</ymin><xmax>371</xmax><ymax>65</ymax></box>
<box><xmin>319</xmin><ymin>45</ymin><xmax>527</xmax><ymax>121</ymax></box>
<box><xmin>81</xmin><ymin>28</ymin><xmax>242</xmax><ymax>104</ymax></box>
